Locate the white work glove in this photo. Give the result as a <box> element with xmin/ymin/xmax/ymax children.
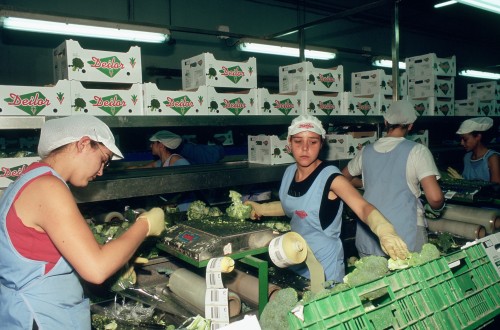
<box><xmin>137</xmin><ymin>207</ymin><xmax>165</xmax><ymax>236</ymax></box>
<box><xmin>243</xmin><ymin>201</ymin><xmax>284</xmax><ymax>220</ymax></box>
<box><xmin>365</xmin><ymin>210</ymin><xmax>409</xmax><ymax>260</ymax></box>
<box><xmin>447</xmin><ymin>167</ymin><xmax>463</xmax><ymax>180</ymax></box>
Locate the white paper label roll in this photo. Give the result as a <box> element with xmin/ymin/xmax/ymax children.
<box><xmin>268</xmin><ymin>232</ymin><xmax>307</xmax><ymax>268</ymax></box>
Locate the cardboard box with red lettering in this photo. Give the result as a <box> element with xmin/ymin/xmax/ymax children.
<box><xmin>342</xmin><ymin>92</ymin><xmax>383</xmax><ymax>116</ymax></box>
<box><xmin>279</xmin><ymin>62</ymin><xmax>343</xmax><ymax>93</ymax></box>
<box><xmin>256</xmin><ymin>88</ymin><xmax>304</xmax><ymax>115</ymax></box>
<box><xmin>248</xmin><ymin>135</ymin><xmax>295</xmax><ymax>165</ymax></box>
<box><xmin>408</xmin><ymin>97</ymin><xmax>432</xmax><ymax>117</ymax></box>
<box><xmin>206</xmin><ymin>87</ymin><xmax>258</xmax><ymax>115</ymax></box>
<box><xmin>0</xmin><ymin>80</ymin><xmax>71</xmax><ymax>116</ymax></box>
<box><xmin>70</xmin><ymin>81</ymin><xmax>143</xmax><ymax>116</ymax></box>
<box><xmin>324</xmin><ymin>131</ymin><xmax>377</xmax><ymax>160</ymax></box>
<box><xmin>1</xmin><ymin>157</ymin><xmax>40</xmax><ymax>189</ymax></box>
<box><xmin>428</xmin><ymin>96</ymin><xmax>455</xmax><ymax>116</ymax></box>
<box><xmin>351</xmin><ymin>69</ymin><xmax>395</xmax><ymax>96</ymax></box>
<box><xmin>142</xmin><ymin>83</ymin><xmax>208</xmax><ymax>116</ymax></box>
<box><xmin>53</xmin><ymin>39</ymin><xmax>142</xmax><ymax>83</ymax></box>
<box><xmin>405</xmin><ymin>53</ymin><xmax>456</xmax><ymax>78</ymax></box>
<box><xmin>467</xmin><ymin>81</ymin><xmax>499</xmax><ymax>101</ymax></box>
<box><xmin>408</xmin><ymin>76</ymin><xmax>455</xmax><ymax>98</ymax></box>
<box><xmin>182</xmin><ymin>53</ymin><xmax>257</xmax><ymax>90</ymax></box>
<box><xmin>303</xmin><ymin>91</ymin><xmax>343</xmax><ymax>116</ymax></box>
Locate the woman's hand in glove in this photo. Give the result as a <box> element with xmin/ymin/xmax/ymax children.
<box><xmin>447</xmin><ymin>167</ymin><xmax>463</xmax><ymax>179</ymax></box>
<box><xmin>365</xmin><ymin>210</ymin><xmax>409</xmax><ymax>260</ymax></box>
<box><xmin>243</xmin><ymin>201</ymin><xmax>285</xmax><ymax>220</ymax></box>
<box><xmin>137</xmin><ymin>207</ymin><xmax>165</xmax><ymax>236</ymax></box>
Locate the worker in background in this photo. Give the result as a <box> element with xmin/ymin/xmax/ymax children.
<box><xmin>341</xmin><ymin>100</ymin><xmax>444</xmax><ymax>258</ymax></box>
<box><xmin>447</xmin><ymin>117</ymin><xmax>500</xmax><ymax>183</ymax></box>
<box><xmin>127</xmin><ymin>130</ymin><xmax>190</xmax><ymax>168</ymax></box>
<box><xmin>245</xmin><ymin>115</ymin><xmax>409</xmax><ymax>283</ymax></box>
<box><xmin>0</xmin><ymin>115</ymin><xmax>165</xmax><ymax>329</ymax></box>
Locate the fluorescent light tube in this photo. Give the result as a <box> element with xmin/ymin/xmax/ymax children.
<box><xmin>372</xmin><ymin>58</ymin><xmax>406</xmax><ymax>70</ymax></box>
<box><xmin>458</xmin><ymin>70</ymin><xmax>500</xmax><ymax>80</ymax></box>
<box><xmin>238</xmin><ymin>38</ymin><xmax>336</xmax><ymax>60</ymax></box>
<box><xmin>456</xmin><ymin>0</ymin><xmax>500</xmax><ymax>14</ymax></box>
<box><xmin>0</xmin><ymin>11</ymin><xmax>169</xmax><ymax>43</ymax></box>
<box><xmin>434</xmin><ymin>1</ymin><xmax>458</xmax><ymax>9</ymax></box>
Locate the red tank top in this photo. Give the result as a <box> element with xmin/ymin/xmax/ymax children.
<box><xmin>6</xmin><ymin>163</ymin><xmax>61</xmax><ymax>273</ymax></box>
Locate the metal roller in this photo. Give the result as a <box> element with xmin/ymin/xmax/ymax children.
<box><xmin>441</xmin><ymin>204</ymin><xmax>500</xmax><ymax>234</ymax></box>
<box><xmin>223</xmin><ymin>269</ymin><xmax>281</xmax><ymax>307</ymax></box>
<box><xmin>428</xmin><ymin>218</ymin><xmax>486</xmax><ymax>240</ymax></box>
<box><xmin>93</xmin><ymin>211</ymin><xmax>125</xmax><ymax>223</ymax></box>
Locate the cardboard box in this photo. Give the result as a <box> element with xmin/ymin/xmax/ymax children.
<box><xmin>279</xmin><ymin>62</ymin><xmax>343</xmax><ymax>93</ymax></box>
<box><xmin>408</xmin><ymin>76</ymin><xmax>455</xmax><ymax>98</ymax></box>
<box><xmin>454</xmin><ymin>99</ymin><xmax>485</xmax><ymax>116</ymax></box>
<box><xmin>142</xmin><ymin>83</ymin><xmax>208</xmax><ymax>116</ymax></box>
<box><xmin>182</xmin><ymin>53</ymin><xmax>257</xmax><ymax>90</ymax></box>
<box><xmin>248</xmin><ymin>135</ymin><xmax>295</xmax><ymax>165</ymax></box>
<box><xmin>324</xmin><ymin>131</ymin><xmax>377</xmax><ymax>160</ymax></box>
<box><xmin>304</xmin><ymin>91</ymin><xmax>343</xmax><ymax>116</ymax></box>
<box><xmin>256</xmin><ymin>88</ymin><xmax>304</xmax><ymax>115</ymax></box>
<box><xmin>351</xmin><ymin>69</ymin><xmax>395</xmax><ymax>96</ymax></box>
<box><xmin>467</xmin><ymin>81</ymin><xmax>499</xmax><ymax>101</ymax></box>
<box><xmin>206</xmin><ymin>87</ymin><xmax>258</xmax><ymax>115</ymax></box>
<box><xmin>70</xmin><ymin>81</ymin><xmax>143</xmax><ymax>116</ymax></box>
<box><xmin>53</xmin><ymin>39</ymin><xmax>142</xmax><ymax>83</ymax></box>
<box><xmin>406</xmin><ymin>130</ymin><xmax>429</xmax><ymax>147</ymax></box>
<box><xmin>405</xmin><ymin>53</ymin><xmax>456</xmax><ymax>78</ymax></box>
<box><xmin>408</xmin><ymin>97</ymin><xmax>432</xmax><ymax>117</ymax></box>
<box><xmin>0</xmin><ymin>157</ymin><xmax>40</xmax><ymax>188</ymax></box>
<box><xmin>0</xmin><ymin>80</ymin><xmax>71</xmax><ymax>116</ymax></box>
<box><xmin>342</xmin><ymin>92</ymin><xmax>384</xmax><ymax>116</ymax></box>
<box><xmin>427</xmin><ymin>96</ymin><xmax>455</xmax><ymax>116</ymax></box>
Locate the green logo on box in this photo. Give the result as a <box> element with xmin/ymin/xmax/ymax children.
<box><xmin>164</xmin><ymin>96</ymin><xmax>195</xmax><ymax>115</ymax></box>
<box><xmin>88</xmin><ymin>56</ymin><xmax>125</xmax><ymax>78</ymax></box>
<box><xmin>273</xmin><ymin>98</ymin><xmax>295</xmax><ymax>116</ymax></box>
<box><xmin>4</xmin><ymin>92</ymin><xmax>50</xmax><ymax>116</ymax></box>
<box><xmin>89</xmin><ymin>94</ymin><xmax>126</xmax><ymax>116</ymax></box>
<box><xmin>222</xmin><ymin>97</ymin><xmax>246</xmax><ymax>115</ymax></box>
<box><xmin>0</xmin><ymin>164</ymin><xmax>27</xmax><ymax>181</ymax></box>
<box><xmin>219</xmin><ymin>65</ymin><xmax>245</xmax><ymax>84</ymax></box>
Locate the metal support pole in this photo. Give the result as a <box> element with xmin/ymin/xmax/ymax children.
<box><xmin>239</xmin><ymin>255</ymin><xmax>269</xmax><ymax>317</ymax></box>
<box><xmin>392</xmin><ymin>0</ymin><xmax>400</xmax><ymax>101</ymax></box>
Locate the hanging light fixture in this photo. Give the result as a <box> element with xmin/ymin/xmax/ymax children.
<box><xmin>238</xmin><ymin>38</ymin><xmax>336</xmax><ymax>60</ymax></box>
<box><xmin>458</xmin><ymin>69</ymin><xmax>500</xmax><ymax>80</ymax></box>
<box><xmin>371</xmin><ymin>57</ymin><xmax>406</xmax><ymax>70</ymax></box>
<box><xmin>455</xmin><ymin>0</ymin><xmax>500</xmax><ymax>15</ymax></box>
<box><xmin>0</xmin><ymin>9</ymin><xmax>170</xmax><ymax>43</ymax></box>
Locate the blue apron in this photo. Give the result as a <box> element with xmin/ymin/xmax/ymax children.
<box><xmin>0</xmin><ymin>166</ymin><xmax>90</xmax><ymax>329</ymax></box>
<box><xmin>462</xmin><ymin>149</ymin><xmax>498</xmax><ymax>181</ymax></box>
<box><xmin>357</xmin><ymin>140</ymin><xmax>418</xmax><ymax>256</ymax></box>
<box><xmin>279</xmin><ymin>164</ymin><xmax>345</xmax><ymax>282</ymax></box>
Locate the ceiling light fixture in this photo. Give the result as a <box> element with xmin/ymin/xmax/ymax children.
<box><xmin>237</xmin><ymin>38</ymin><xmax>336</xmax><ymax>60</ymax></box>
<box><xmin>458</xmin><ymin>69</ymin><xmax>500</xmax><ymax>80</ymax></box>
<box><xmin>372</xmin><ymin>58</ymin><xmax>406</xmax><ymax>70</ymax></box>
<box><xmin>0</xmin><ymin>9</ymin><xmax>170</xmax><ymax>43</ymax></box>
<box><xmin>434</xmin><ymin>1</ymin><xmax>458</xmax><ymax>9</ymax></box>
<box><xmin>455</xmin><ymin>0</ymin><xmax>500</xmax><ymax>14</ymax></box>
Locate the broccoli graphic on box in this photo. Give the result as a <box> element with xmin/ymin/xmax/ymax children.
<box><xmin>70</xmin><ymin>58</ymin><xmax>84</xmax><ymax>72</ymax></box>
<box><xmin>149</xmin><ymin>99</ymin><xmax>161</xmax><ymax>112</ymax></box>
<box><xmin>207</xmin><ymin>68</ymin><xmax>218</xmax><ymax>79</ymax></box>
<box><xmin>209</xmin><ymin>100</ymin><xmax>218</xmax><ymax>112</ymax></box>
<box><xmin>73</xmin><ymin>98</ymin><xmax>86</xmax><ymax>112</ymax></box>
<box><xmin>262</xmin><ymin>101</ymin><xmax>271</xmax><ymax>113</ymax></box>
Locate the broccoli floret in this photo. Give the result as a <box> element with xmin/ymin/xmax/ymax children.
<box><xmin>408</xmin><ymin>243</ymin><xmax>441</xmax><ymax>266</ymax></box>
<box><xmin>225</xmin><ymin>190</ymin><xmax>252</xmax><ymax>220</ymax></box>
<box><xmin>259</xmin><ymin>288</ymin><xmax>298</xmax><ymax>330</ymax></box>
<box><xmin>208</xmin><ymin>206</ymin><xmax>223</xmax><ymax>217</ymax></box>
<box><xmin>186</xmin><ymin>200</ymin><xmax>210</xmax><ymax>220</ymax></box>
<box><xmin>343</xmin><ymin>255</ymin><xmax>389</xmax><ymax>287</ymax></box>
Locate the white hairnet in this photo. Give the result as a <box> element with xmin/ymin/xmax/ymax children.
<box><xmin>150</xmin><ymin>130</ymin><xmax>182</xmax><ymax>149</ymax></box>
<box><xmin>383</xmin><ymin>100</ymin><xmax>417</xmax><ymax>125</ymax></box>
<box><xmin>287</xmin><ymin>115</ymin><xmax>326</xmax><ymax>140</ymax></box>
<box><xmin>456</xmin><ymin>117</ymin><xmax>493</xmax><ymax>134</ymax></box>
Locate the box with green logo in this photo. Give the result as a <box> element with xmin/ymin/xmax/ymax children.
<box><xmin>181</xmin><ymin>53</ymin><xmax>257</xmax><ymax>90</ymax></box>
<box><xmin>352</xmin><ymin>69</ymin><xmax>395</xmax><ymax>97</ymax></box>
<box><xmin>304</xmin><ymin>91</ymin><xmax>343</xmax><ymax>116</ymax></box>
<box><xmin>405</xmin><ymin>53</ymin><xmax>456</xmax><ymax>79</ymax></box>
<box><xmin>279</xmin><ymin>62</ymin><xmax>343</xmax><ymax>93</ymax></box>
<box><xmin>427</xmin><ymin>96</ymin><xmax>455</xmax><ymax>116</ymax></box>
<box><xmin>408</xmin><ymin>76</ymin><xmax>455</xmax><ymax>98</ymax></box>
<box><xmin>342</xmin><ymin>92</ymin><xmax>383</xmax><ymax>116</ymax></box>
<box><xmin>248</xmin><ymin>135</ymin><xmax>295</xmax><ymax>165</ymax></box>
<box><xmin>142</xmin><ymin>83</ymin><xmax>208</xmax><ymax>116</ymax></box>
<box><xmin>0</xmin><ymin>157</ymin><xmax>40</xmax><ymax>188</ymax></box>
<box><xmin>324</xmin><ymin>131</ymin><xmax>377</xmax><ymax>160</ymax></box>
<box><xmin>70</xmin><ymin>81</ymin><xmax>143</xmax><ymax>116</ymax></box>
<box><xmin>53</xmin><ymin>39</ymin><xmax>142</xmax><ymax>84</ymax></box>
<box><xmin>0</xmin><ymin>80</ymin><xmax>71</xmax><ymax>116</ymax></box>
<box><xmin>206</xmin><ymin>87</ymin><xmax>257</xmax><ymax>116</ymax></box>
<box><xmin>467</xmin><ymin>81</ymin><xmax>499</xmax><ymax>101</ymax></box>
<box><xmin>256</xmin><ymin>88</ymin><xmax>305</xmax><ymax>116</ymax></box>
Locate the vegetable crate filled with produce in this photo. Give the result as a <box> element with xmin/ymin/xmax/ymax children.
<box><xmin>286</xmin><ymin>233</ymin><xmax>500</xmax><ymax>330</ymax></box>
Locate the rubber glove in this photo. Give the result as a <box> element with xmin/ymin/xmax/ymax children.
<box><xmin>137</xmin><ymin>207</ymin><xmax>165</xmax><ymax>236</ymax></box>
<box><xmin>243</xmin><ymin>201</ymin><xmax>285</xmax><ymax>220</ymax></box>
<box><xmin>365</xmin><ymin>209</ymin><xmax>409</xmax><ymax>260</ymax></box>
<box><xmin>447</xmin><ymin>167</ymin><xmax>463</xmax><ymax>179</ymax></box>
<box><xmin>424</xmin><ymin>203</ymin><xmax>446</xmax><ymax>220</ymax></box>
<box><xmin>112</xmin><ymin>265</ymin><xmax>137</xmax><ymax>291</ymax></box>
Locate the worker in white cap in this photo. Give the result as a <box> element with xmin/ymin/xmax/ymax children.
<box><xmin>128</xmin><ymin>130</ymin><xmax>190</xmax><ymax>168</ymax></box>
<box><xmin>342</xmin><ymin>100</ymin><xmax>444</xmax><ymax>257</ymax></box>
<box><xmin>448</xmin><ymin>117</ymin><xmax>499</xmax><ymax>183</ymax></box>
<box><xmin>0</xmin><ymin>115</ymin><xmax>165</xmax><ymax>329</ymax></box>
<box><xmin>245</xmin><ymin>114</ymin><xmax>409</xmax><ymax>283</ymax></box>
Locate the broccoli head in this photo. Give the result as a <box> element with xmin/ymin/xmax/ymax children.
<box><xmin>225</xmin><ymin>190</ymin><xmax>252</xmax><ymax>220</ymax></box>
<box><xmin>259</xmin><ymin>287</ymin><xmax>298</xmax><ymax>330</ymax></box>
<box><xmin>343</xmin><ymin>255</ymin><xmax>389</xmax><ymax>287</ymax></box>
<box><xmin>186</xmin><ymin>200</ymin><xmax>210</xmax><ymax>220</ymax></box>
<box><xmin>208</xmin><ymin>206</ymin><xmax>223</xmax><ymax>217</ymax></box>
<box><xmin>408</xmin><ymin>243</ymin><xmax>441</xmax><ymax>267</ymax></box>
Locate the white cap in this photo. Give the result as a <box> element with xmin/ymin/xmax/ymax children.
<box><xmin>38</xmin><ymin>115</ymin><xmax>123</xmax><ymax>160</ymax></box>
<box><xmin>383</xmin><ymin>100</ymin><xmax>417</xmax><ymax>125</ymax></box>
<box><xmin>150</xmin><ymin>130</ymin><xmax>182</xmax><ymax>149</ymax></box>
<box><xmin>287</xmin><ymin>115</ymin><xmax>326</xmax><ymax>140</ymax></box>
<box><xmin>456</xmin><ymin>117</ymin><xmax>493</xmax><ymax>134</ymax></box>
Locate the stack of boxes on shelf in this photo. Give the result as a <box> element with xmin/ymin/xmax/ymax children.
<box><xmin>404</xmin><ymin>53</ymin><xmax>456</xmax><ymax>117</ymax></box>
<box><xmin>455</xmin><ymin>81</ymin><xmax>499</xmax><ymax>117</ymax></box>
<box><xmin>349</xmin><ymin>69</ymin><xmax>396</xmax><ymax>116</ymax></box>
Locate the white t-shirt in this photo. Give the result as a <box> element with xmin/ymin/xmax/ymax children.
<box><xmin>346</xmin><ymin>137</ymin><xmax>440</xmax><ymax>226</ymax></box>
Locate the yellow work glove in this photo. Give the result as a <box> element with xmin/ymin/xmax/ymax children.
<box><xmin>365</xmin><ymin>210</ymin><xmax>409</xmax><ymax>260</ymax></box>
<box><xmin>447</xmin><ymin>167</ymin><xmax>463</xmax><ymax>179</ymax></box>
<box><xmin>243</xmin><ymin>201</ymin><xmax>284</xmax><ymax>220</ymax></box>
<box><xmin>111</xmin><ymin>265</ymin><xmax>137</xmax><ymax>291</ymax></box>
<box><xmin>137</xmin><ymin>207</ymin><xmax>165</xmax><ymax>236</ymax></box>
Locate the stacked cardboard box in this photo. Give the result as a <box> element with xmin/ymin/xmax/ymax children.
<box><xmin>455</xmin><ymin>81</ymin><xmax>498</xmax><ymax>117</ymax></box>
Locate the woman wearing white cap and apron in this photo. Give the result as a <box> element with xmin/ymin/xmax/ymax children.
<box><xmin>0</xmin><ymin>115</ymin><xmax>165</xmax><ymax>329</ymax></box>
<box><xmin>448</xmin><ymin>117</ymin><xmax>500</xmax><ymax>183</ymax></box>
<box><xmin>342</xmin><ymin>100</ymin><xmax>444</xmax><ymax>258</ymax></box>
<box><xmin>245</xmin><ymin>115</ymin><xmax>409</xmax><ymax>283</ymax></box>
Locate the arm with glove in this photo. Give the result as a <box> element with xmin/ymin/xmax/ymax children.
<box><xmin>243</xmin><ymin>200</ymin><xmax>285</xmax><ymax>220</ymax></box>
<box><xmin>447</xmin><ymin>167</ymin><xmax>463</xmax><ymax>179</ymax></box>
<box><xmin>420</xmin><ymin>175</ymin><xmax>446</xmax><ymax>220</ymax></box>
